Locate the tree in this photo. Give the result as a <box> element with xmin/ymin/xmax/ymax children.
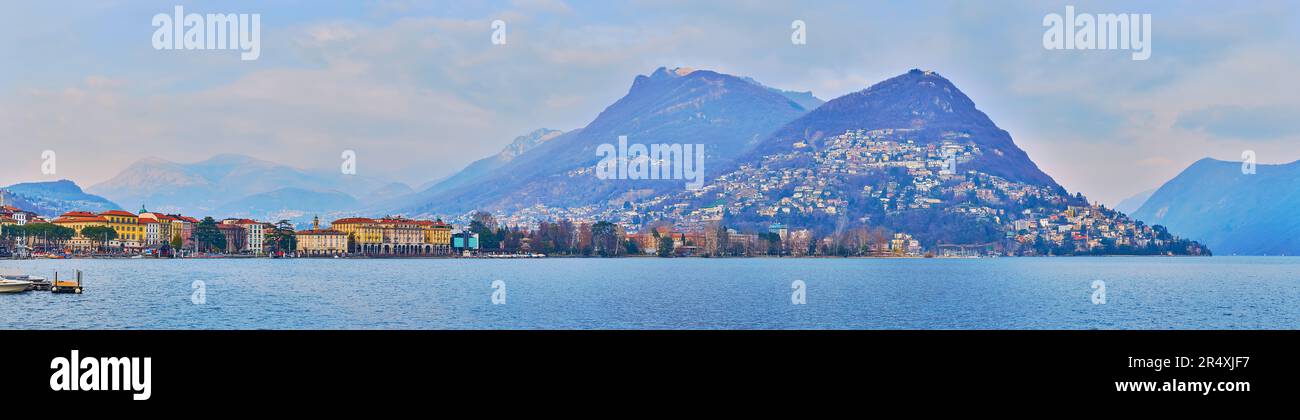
<box><xmin>16</xmin><ymin>223</ymin><xmax>75</xmax><ymax>252</ymax></box>
<box><xmin>81</xmin><ymin>226</ymin><xmax>119</xmax><ymax>253</ymax></box>
<box><xmin>657</xmin><ymin>234</ymin><xmax>674</xmax><ymax>257</ymax></box>
<box><xmin>170</xmin><ymin>233</ymin><xmax>184</xmax><ymax>250</ymax></box>
<box><xmin>266</xmin><ymin>220</ymin><xmax>297</xmax><ymax>255</ymax></box>
<box><xmin>192</xmin><ymin>217</ymin><xmax>226</xmax><ymax>253</ymax></box>
<box><xmin>591</xmin><ymin>221</ymin><xmax>622</xmax><ymax>257</ymax></box>
<box><xmin>469</xmin><ymin>211</ymin><xmax>501</xmax><ymax>251</ymax></box>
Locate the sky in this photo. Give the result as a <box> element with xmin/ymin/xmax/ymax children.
<box><xmin>1</xmin><ymin>0</ymin><xmax>1297</xmax><ymax>205</ymax></box>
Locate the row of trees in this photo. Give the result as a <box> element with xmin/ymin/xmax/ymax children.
<box><xmin>0</xmin><ymin>223</ymin><xmax>76</xmax><ymax>253</ymax></box>
<box><xmin>0</xmin><ymin>217</ymin><xmax>300</xmax><ymax>256</ymax></box>
<box><xmin>467</xmin><ymin>212</ymin><xmax>626</xmax><ymax>257</ymax></box>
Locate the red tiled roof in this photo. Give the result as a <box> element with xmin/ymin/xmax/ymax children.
<box><xmin>296</xmin><ymin>229</ymin><xmax>345</xmax><ymax>235</ymax></box>
<box><xmin>53</xmin><ymin>215</ymin><xmax>107</xmax><ymax>224</ymax></box>
<box><xmin>332</xmin><ymin>217</ymin><xmax>377</xmax><ymax>224</ymax></box>
<box><xmin>99</xmin><ymin>210</ymin><xmax>137</xmax><ymax>217</ymax></box>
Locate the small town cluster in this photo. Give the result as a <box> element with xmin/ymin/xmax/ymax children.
<box><xmin>455</xmin><ymin>129</ymin><xmax>1209</xmax><ymax>257</ymax></box>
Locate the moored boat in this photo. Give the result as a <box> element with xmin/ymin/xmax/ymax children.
<box><xmin>0</xmin><ymin>278</ymin><xmax>33</xmax><ymax>293</ymax></box>
<box><xmin>0</xmin><ymin>275</ymin><xmax>49</xmax><ymax>292</ymax></box>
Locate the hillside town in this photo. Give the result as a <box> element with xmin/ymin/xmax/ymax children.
<box><xmin>443</xmin><ymin>128</ymin><xmax>1211</xmax><ymax>258</ymax></box>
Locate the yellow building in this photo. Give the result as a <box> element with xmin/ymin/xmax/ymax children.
<box><xmin>421</xmin><ymin>220</ymin><xmax>453</xmax><ymax>255</ymax></box>
<box><xmin>331</xmin><ymin>217</ymin><xmax>382</xmax><ymax>252</ymax></box>
<box><xmin>296</xmin><ymin>216</ymin><xmax>347</xmax><ymax>257</ymax></box>
<box><xmin>52</xmin><ymin>211</ymin><xmax>110</xmax><ymax>251</ymax></box>
<box><xmin>98</xmin><ymin>210</ymin><xmax>143</xmax><ymax>247</ymax></box>
<box><xmin>330</xmin><ymin>217</ymin><xmax>452</xmax><ymax>256</ymax></box>
<box><xmin>0</xmin><ymin>215</ymin><xmax>16</xmax><ymax>234</ymax></box>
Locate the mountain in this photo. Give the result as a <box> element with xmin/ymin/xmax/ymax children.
<box><xmin>89</xmin><ymin>154</ymin><xmax>393</xmax><ymax>216</ymax></box>
<box><xmin>215</xmin><ymin>187</ymin><xmax>359</xmax><ymax>221</ymax></box>
<box><xmin>587</xmin><ymin>68</ymin><xmax>1209</xmax><ymax>255</ymax></box>
<box><xmin>364</xmin><ymin>182</ymin><xmax>415</xmax><ymax>203</ymax></box>
<box><xmin>1</xmin><ymin>180</ymin><xmax>121</xmax><ymax>217</ymax></box>
<box><xmin>398</xmin><ymin>128</ymin><xmax>566</xmax><ymax>205</ymax></box>
<box><xmin>741</xmin><ymin>76</ymin><xmax>825</xmax><ymax>110</ymax></box>
<box><xmin>393</xmin><ymin>67</ymin><xmax>813</xmax><ymax>215</ymax></box>
<box><xmin>745</xmin><ymin>69</ymin><xmax>1060</xmax><ymax>189</ymax></box>
<box><xmin>1133</xmin><ymin>158</ymin><xmax>1300</xmax><ymax>255</ymax></box>
<box><xmin>1114</xmin><ymin>188</ymin><xmax>1155</xmax><ymax>214</ymax></box>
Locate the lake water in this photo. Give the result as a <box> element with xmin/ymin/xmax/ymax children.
<box><xmin>1</xmin><ymin>257</ymin><xmax>1297</xmax><ymax>329</ymax></box>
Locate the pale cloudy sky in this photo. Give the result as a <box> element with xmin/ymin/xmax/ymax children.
<box><xmin>1</xmin><ymin>0</ymin><xmax>1297</xmax><ymax>205</ymax></box>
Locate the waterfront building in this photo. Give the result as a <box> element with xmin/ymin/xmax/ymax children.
<box><xmin>890</xmin><ymin>233</ymin><xmax>922</xmax><ymax>256</ymax></box>
<box><xmin>0</xmin><ymin>215</ymin><xmax>15</xmax><ymax>233</ymax></box>
<box><xmin>52</xmin><ymin>211</ymin><xmax>109</xmax><ymax>251</ymax></box>
<box><xmin>138</xmin><ymin>208</ymin><xmax>175</xmax><ymax>248</ymax></box>
<box><xmin>242</xmin><ymin>220</ymin><xmax>269</xmax><ymax>255</ymax></box>
<box><xmin>296</xmin><ymin>216</ymin><xmax>347</xmax><ymax>257</ymax></box>
<box><xmin>451</xmin><ymin>228</ymin><xmax>479</xmax><ymax>253</ymax></box>
<box><xmin>421</xmin><ymin>219</ymin><xmax>453</xmax><ymax>255</ymax></box>
<box><xmin>170</xmin><ymin>215</ymin><xmax>198</xmax><ymax>247</ymax></box>
<box><xmin>331</xmin><ymin>216</ymin><xmax>452</xmax><ymax>256</ymax></box>
<box><xmin>139</xmin><ymin>218</ymin><xmax>160</xmax><ymax>247</ymax></box>
<box><xmin>216</xmin><ymin>223</ymin><xmax>247</xmax><ymax>254</ymax></box>
<box><xmin>97</xmin><ymin>210</ymin><xmax>142</xmax><ymax>248</ymax></box>
<box><xmin>222</xmin><ymin>219</ymin><xmax>269</xmax><ymax>255</ymax></box>
<box><xmin>330</xmin><ymin>217</ymin><xmax>380</xmax><ymax>253</ymax></box>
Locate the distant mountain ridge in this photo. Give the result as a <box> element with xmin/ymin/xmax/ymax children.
<box><xmin>1133</xmin><ymin>158</ymin><xmax>1300</xmax><ymax>255</ymax></box>
<box><xmin>88</xmin><ymin>154</ymin><xmax>396</xmax><ymax>218</ymax></box>
<box><xmin>391</xmin><ymin>66</ymin><xmax>814</xmax><ymax>216</ymax></box>
<box><xmin>1</xmin><ymin>180</ymin><xmax>121</xmax><ymax>217</ymax></box>
<box><xmin>385</xmin><ymin>128</ymin><xmax>567</xmax><ymax>209</ymax></box>
<box><xmin>1115</xmin><ymin>188</ymin><xmax>1155</xmax><ymax>215</ymax></box>
<box><xmin>740</xmin><ymin>76</ymin><xmax>825</xmax><ymax>111</ymax></box>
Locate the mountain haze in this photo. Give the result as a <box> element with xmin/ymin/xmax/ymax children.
<box><xmin>89</xmin><ymin>154</ymin><xmax>392</xmax><ymax>216</ymax></box>
<box><xmin>1133</xmin><ymin>158</ymin><xmax>1300</xmax><ymax>255</ymax></box>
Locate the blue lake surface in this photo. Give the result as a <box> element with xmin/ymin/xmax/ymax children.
<box><xmin>1</xmin><ymin>257</ymin><xmax>1297</xmax><ymax>329</ymax></box>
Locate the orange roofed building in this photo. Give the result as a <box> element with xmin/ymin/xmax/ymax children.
<box><xmin>296</xmin><ymin>216</ymin><xmax>347</xmax><ymax>257</ymax></box>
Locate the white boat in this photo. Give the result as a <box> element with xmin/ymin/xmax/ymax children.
<box><xmin>0</xmin><ymin>279</ymin><xmax>33</xmax><ymax>293</ymax></box>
